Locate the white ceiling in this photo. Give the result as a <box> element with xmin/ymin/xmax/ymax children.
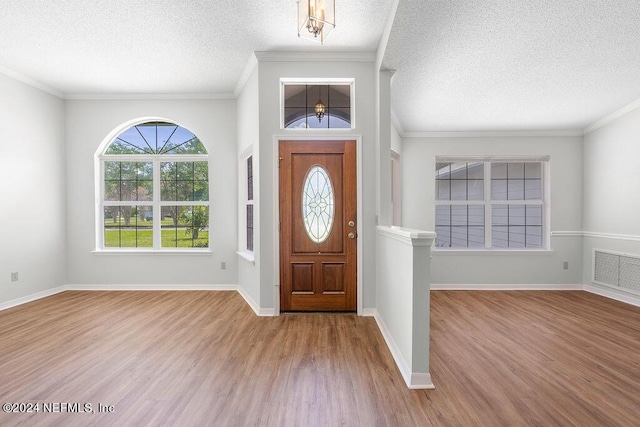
<box><xmin>1</xmin><ymin>0</ymin><xmax>640</xmax><ymax>133</ymax></box>
<box><xmin>382</xmin><ymin>0</ymin><xmax>640</xmax><ymax>132</ymax></box>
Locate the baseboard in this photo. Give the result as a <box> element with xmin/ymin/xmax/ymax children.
<box><xmin>584</xmin><ymin>284</ymin><xmax>640</xmax><ymax>308</ymax></box>
<box><xmin>361</xmin><ymin>307</ymin><xmax>376</xmax><ymax>317</ymax></box>
<box><xmin>66</xmin><ymin>284</ymin><xmax>238</xmax><ymax>291</ymax></box>
<box><xmin>431</xmin><ymin>283</ymin><xmax>583</xmax><ymax>291</ymax></box>
<box><xmin>236</xmin><ymin>286</ymin><xmax>275</xmax><ymax>316</ymax></box>
<box><xmin>0</xmin><ymin>286</ymin><xmax>67</xmax><ymax>312</ymax></box>
<box><xmin>372</xmin><ymin>309</ymin><xmax>435</xmax><ymax>390</ymax></box>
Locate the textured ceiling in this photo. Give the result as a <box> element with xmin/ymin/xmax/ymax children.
<box><xmin>0</xmin><ymin>0</ymin><xmax>391</xmax><ymax>95</ymax></box>
<box><xmin>382</xmin><ymin>0</ymin><xmax>640</xmax><ymax>132</ymax></box>
<box><xmin>1</xmin><ymin>1</ymin><xmax>640</xmax><ymax>132</ymax></box>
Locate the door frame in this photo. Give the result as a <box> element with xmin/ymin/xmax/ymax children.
<box><xmin>272</xmin><ymin>135</ymin><xmax>363</xmax><ymax>316</ymax></box>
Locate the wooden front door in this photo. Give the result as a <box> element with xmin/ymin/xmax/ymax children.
<box><xmin>279</xmin><ymin>140</ymin><xmax>357</xmax><ymax>312</ymax></box>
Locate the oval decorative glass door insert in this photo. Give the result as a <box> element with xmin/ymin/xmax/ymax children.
<box><xmin>302</xmin><ymin>165</ymin><xmax>335</xmax><ymax>243</ymax></box>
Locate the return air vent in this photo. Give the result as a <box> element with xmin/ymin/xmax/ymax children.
<box><xmin>593</xmin><ymin>249</ymin><xmax>640</xmax><ymax>294</ymax></box>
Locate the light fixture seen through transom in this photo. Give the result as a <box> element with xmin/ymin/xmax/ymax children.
<box><xmin>297</xmin><ymin>0</ymin><xmax>336</xmax><ymax>45</ymax></box>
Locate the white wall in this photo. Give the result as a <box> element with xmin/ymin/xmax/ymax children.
<box><xmin>0</xmin><ymin>73</ymin><xmax>66</xmax><ymax>304</ymax></box>
<box><xmin>237</xmin><ymin>65</ymin><xmax>261</xmax><ymax>308</ymax></box>
<box><xmin>583</xmin><ymin>107</ymin><xmax>640</xmax><ymax>292</ymax></box>
<box><xmin>256</xmin><ymin>56</ymin><xmax>378</xmax><ymax>310</ymax></box>
<box><xmin>402</xmin><ymin>135</ymin><xmax>583</xmax><ymax>286</ymax></box>
<box><xmin>376</xmin><ymin>226</ymin><xmax>434</xmax><ymax>388</ymax></box>
<box><xmin>65</xmin><ymin>98</ymin><xmax>238</xmax><ymax>286</ymax></box>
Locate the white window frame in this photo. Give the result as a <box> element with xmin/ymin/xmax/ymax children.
<box><xmin>280</xmin><ymin>78</ymin><xmax>356</xmax><ymax>130</ymax></box>
<box><xmin>434</xmin><ymin>155</ymin><xmax>551</xmax><ymax>251</ymax></box>
<box><xmin>96</xmin><ymin>153</ymin><xmax>210</xmax><ymax>253</ymax></box>
<box><xmin>237</xmin><ymin>146</ymin><xmax>255</xmax><ymax>264</ymax></box>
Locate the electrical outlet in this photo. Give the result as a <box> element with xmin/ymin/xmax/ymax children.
<box><xmin>10</xmin><ymin>272</ymin><xmax>19</xmax><ymax>282</ymax></box>
<box><xmin>221</xmin><ymin>262</ymin><xmax>227</xmax><ymax>270</ymax></box>
<box><xmin>563</xmin><ymin>261</ymin><xmax>569</xmax><ymax>270</ymax></box>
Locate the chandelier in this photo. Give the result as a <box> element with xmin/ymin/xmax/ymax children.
<box><xmin>297</xmin><ymin>0</ymin><xmax>335</xmax><ymax>45</ymax></box>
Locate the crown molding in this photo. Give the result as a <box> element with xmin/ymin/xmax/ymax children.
<box><xmin>400</xmin><ymin>130</ymin><xmax>584</xmax><ymax>138</ymax></box>
<box><xmin>63</xmin><ymin>92</ymin><xmax>234</xmax><ymax>100</ymax></box>
<box><xmin>234</xmin><ymin>53</ymin><xmax>259</xmax><ymax>97</ymax></box>
<box><xmin>584</xmin><ymin>97</ymin><xmax>640</xmax><ymax>135</ymax></box>
<box><xmin>254</xmin><ymin>51</ymin><xmax>376</xmax><ymax>62</ymax></box>
<box><xmin>0</xmin><ymin>65</ymin><xmax>63</xmax><ymax>98</ymax></box>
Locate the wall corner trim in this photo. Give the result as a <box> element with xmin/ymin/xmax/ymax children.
<box><xmin>372</xmin><ymin>309</ymin><xmax>435</xmax><ymax>389</ymax></box>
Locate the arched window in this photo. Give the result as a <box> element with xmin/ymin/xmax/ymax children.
<box><xmin>97</xmin><ymin>121</ymin><xmax>209</xmax><ymax>250</ymax></box>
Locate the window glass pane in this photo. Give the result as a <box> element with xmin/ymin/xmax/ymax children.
<box><xmin>327</xmin><ymin>108</ymin><xmax>351</xmax><ymax>128</ymax></box>
<box><xmin>246</xmin><ymin>204</ymin><xmax>254</xmax><ymax>251</ymax></box>
<box><xmin>306</xmin><ymin>114</ymin><xmax>329</xmax><ymax>129</ymax></box>
<box><xmin>285</xmin><ymin>107</ymin><xmax>308</xmax><ymax>128</ymax></box>
<box><xmin>507</xmin><ymin>179</ymin><xmax>525</xmax><ymax>200</ymax></box>
<box><xmin>468</xmin><ymin>205</ymin><xmax>484</xmax><ymax>226</ymax></box>
<box><xmin>468</xmin><ymin>226</ymin><xmax>485</xmax><ymax>248</ymax></box>
<box><xmin>435</xmin><ymin>205</ymin><xmax>451</xmax><ymax>226</ymax></box>
<box><xmin>526</xmin><ymin>205</ymin><xmax>542</xmax><ymax>226</ymax></box>
<box><xmin>507</xmin><ymin>163</ymin><xmax>524</xmax><ymax>179</ymax></box>
<box><xmin>450</xmin><ymin>179</ymin><xmax>467</xmax><ymax>200</ymax></box>
<box><xmin>526</xmin><ymin>226</ymin><xmax>543</xmax><ymax>247</ymax></box>
<box><xmin>524</xmin><ymin>178</ymin><xmax>542</xmax><ymax>200</ymax></box>
<box><xmin>467</xmin><ymin>179</ymin><xmax>484</xmax><ymax>200</ymax></box>
<box><xmin>103</xmin><ymin>206</ymin><xmax>153</xmax><ymax>248</ymax></box>
<box><xmin>247</xmin><ymin>156</ymin><xmax>253</xmax><ymax>201</ymax></box>
<box><xmin>491</xmin><ymin>163</ymin><xmax>507</xmax><ymax>179</ymax></box>
<box><xmin>328</xmin><ymin>85</ymin><xmax>350</xmax><ymax>107</ymax></box>
<box><xmin>492</xmin><ymin>226</ymin><xmax>509</xmax><ymax>248</ymax></box>
<box><xmin>436</xmin><ymin>180</ymin><xmax>450</xmax><ymax>200</ymax></box>
<box><xmin>284</xmin><ymin>85</ymin><xmax>306</xmax><ymax>107</ymax></box>
<box><xmin>467</xmin><ymin>162</ymin><xmax>484</xmax><ymax>179</ymax></box>
<box><xmin>436</xmin><ymin>205</ymin><xmax>485</xmax><ymax>248</ymax></box>
<box><xmin>435</xmin><ymin>226</ymin><xmax>451</xmax><ymax>248</ymax></box>
<box><xmin>161</xmin><ymin>206</ymin><xmax>209</xmax><ymax>248</ymax></box>
<box><xmin>491</xmin><ymin>179</ymin><xmax>507</xmax><ymax>200</ymax></box>
<box><xmin>509</xmin><ymin>226</ymin><xmax>526</xmax><ymax>248</ymax></box>
<box><xmin>436</xmin><ymin>162</ymin><xmax>451</xmax><ymax>178</ymax></box>
<box><xmin>105</xmin><ymin>122</ymin><xmax>207</xmax><ymax>155</ymax></box>
<box><xmin>508</xmin><ymin>205</ymin><xmax>526</xmax><ymax>225</ymax></box>
<box><xmin>525</xmin><ymin>162</ymin><xmax>541</xmax><ymax>179</ymax></box>
<box><xmin>451</xmin><ymin>205</ymin><xmax>467</xmax><ymax>226</ymax></box>
<box><xmin>284</xmin><ymin>84</ymin><xmax>351</xmax><ymax>129</ymax></box>
<box><xmin>492</xmin><ymin>204</ymin><xmax>508</xmax><ymax>226</ymax></box>
<box><xmin>302</xmin><ymin>166</ymin><xmax>335</xmax><ymax>244</ymax></box>
<box><xmin>104</xmin><ymin>162</ymin><xmax>152</xmax><ymax>201</ymax></box>
<box><xmin>161</xmin><ymin>162</ymin><xmax>208</xmax><ymax>201</ymax></box>
<box><xmin>492</xmin><ymin>204</ymin><xmax>542</xmax><ymax>248</ymax></box>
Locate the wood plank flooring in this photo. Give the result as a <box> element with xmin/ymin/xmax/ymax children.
<box><xmin>0</xmin><ymin>290</ymin><xmax>639</xmax><ymax>426</ymax></box>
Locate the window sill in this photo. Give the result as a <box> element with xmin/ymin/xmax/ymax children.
<box><xmin>93</xmin><ymin>249</ymin><xmax>212</xmax><ymax>256</ymax></box>
<box><xmin>237</xmin><ymin>250</ymin><xmax>255</xmax><ymax>265</ymax></box>
<box><xmin>433</xmin><ymin>248</ymin><xmax>554</xmax><ymax>256</ymax></box>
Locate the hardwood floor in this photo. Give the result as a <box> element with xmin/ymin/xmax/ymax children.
<box><xmin>0</xmin><ymin>290</ymin><xmax>639</xmax><ymax>426</ymax></box>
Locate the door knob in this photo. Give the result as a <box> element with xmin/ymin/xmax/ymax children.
<box><xmin>348</xmin><ymin>220</ymin><xmax>355</xmax><ymax>227</ymax></box>
<box><xmin>348</xmin><ymin>232</ymin><xmax>356</xmax><ymax>239</ymax></box>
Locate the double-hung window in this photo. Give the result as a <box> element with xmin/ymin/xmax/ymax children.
<box><xmin>435</xmin><ymin>157</ymin><xmax>549</xmax><ymax>250</ymax></box>
<box><xmin>97</xmin><ymin>121</ymin><xmax>210</xmax><ymax>251</ymax></box>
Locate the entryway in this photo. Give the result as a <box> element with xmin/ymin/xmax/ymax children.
<box><xmin>279</xmin><ymin>140</ymin><xmax>357</xmax><ymax>311</ymax></box>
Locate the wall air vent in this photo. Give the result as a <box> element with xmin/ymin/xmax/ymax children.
<box><xmin>593</xmin><ymin>249</ymin><xmax>640</xmax><ymax>294</ymax></box>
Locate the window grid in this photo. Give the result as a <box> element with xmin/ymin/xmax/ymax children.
<box><xmin>435</xmin><ymin>160</ymin><xmax>546</xmax><ymax>250</ymax></box>
<box><xmin>283</xmin><ymin>84</ymin><xmax>352</xmax><ymax>129</ymax></box>
<box><xmin>246</xmin><ymin>155</ymin><xmax>254</xmax><ymax>252</ymax></box>
<box><xmin>98</xmin><ymin>121</ymin><xmax>209</xmax><ymax>251</ymax></box>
